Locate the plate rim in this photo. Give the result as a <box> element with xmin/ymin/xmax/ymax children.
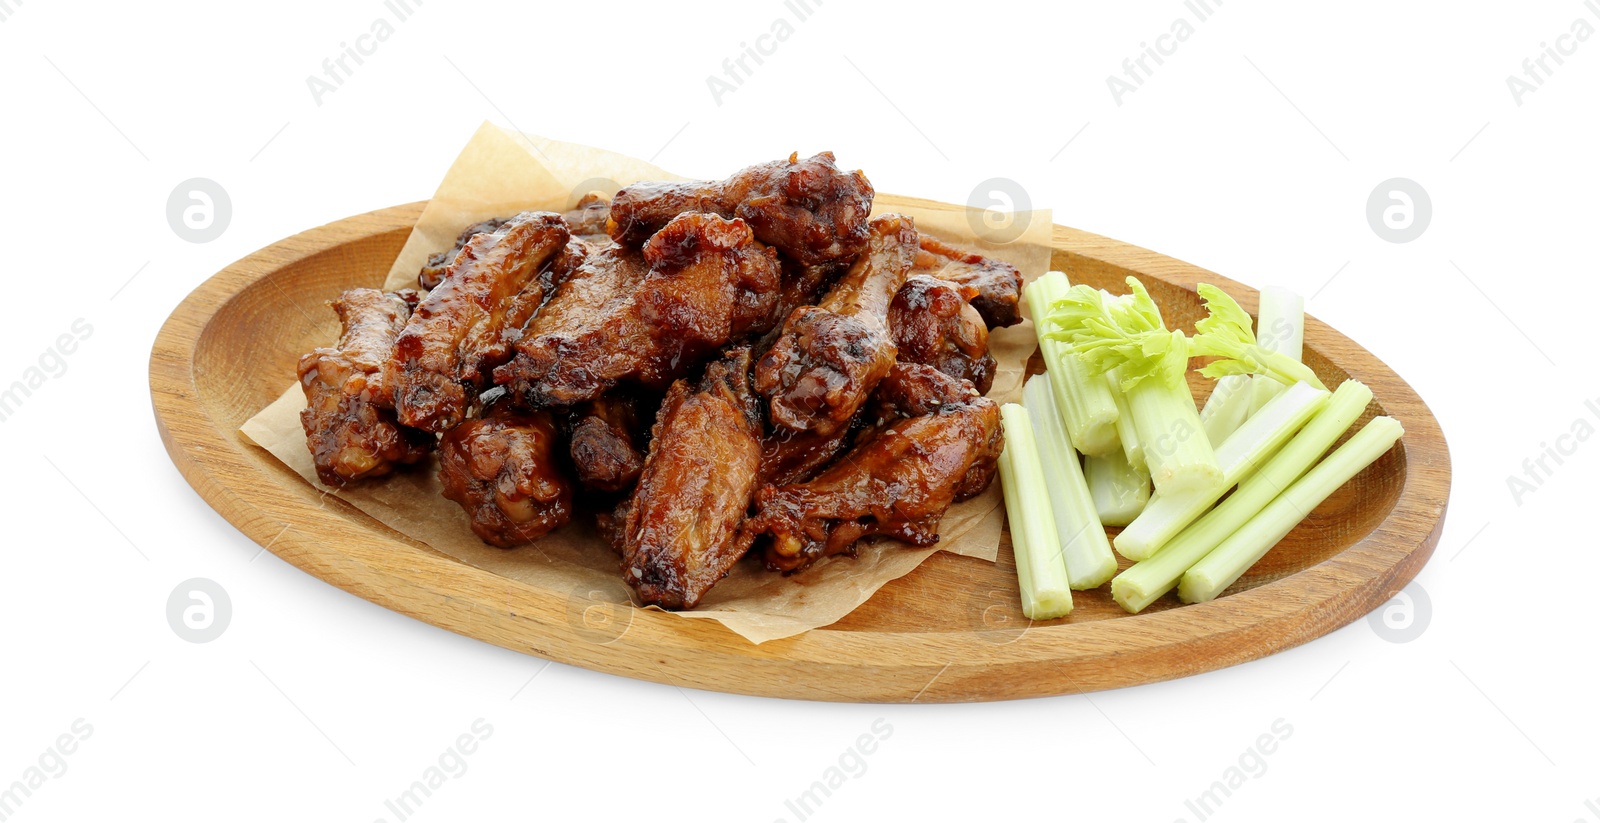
<box><xmin>150</xmin><ymin>198</ymin><xmax>1451</xmax><ymax>702</ymax></box>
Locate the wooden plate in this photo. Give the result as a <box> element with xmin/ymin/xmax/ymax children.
<box><xmin>150</xmin><ymin>197</ymin><xmax>1450</xmax><ymax>702</ymax></box>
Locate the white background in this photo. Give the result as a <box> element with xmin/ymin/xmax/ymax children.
<box><xmin>2</xmin><ymin>0</ymin><xmax>1596</xmax><ymax>820</ymax></box>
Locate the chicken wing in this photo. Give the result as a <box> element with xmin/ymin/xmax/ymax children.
<box><xmin>609</xmin><ymin>152</ymin><xmax>873</xmax><ymax>267</ymax></box>
<box><xmin>753</xmin><ymin>213</ymin><xmax>917</xmax><ymax>437</ymax></box>
<box><xmin>564</xmin><ymin>192</ymin><xmax>613</xmax><ymax>238</ymax></box>
<box><xmin>392</xmin><ymin>211</ymin><xmax>570</xmax><ymax>433</ymax></box>
<box><xmin>619</xmin><ymin>348</ymin><xmax>763</xmax><ymax>609</ymax></box>
<box><xmin>438</xmin><ymin>397</ymin><xmax>573</xmax><ymax>548</ymax></box>
<box><xmin>425</xmin><ymin>212</ymin><xmax>598</xmax><ymax>293</ymax></box>
<box><xmin>567</xmin><ymin>391</ymin><xmax>650</xmax><ymax>494</ymax></box>
<box><xmin>774</xmin><ymin>258</ymin><xmax>847</xmax><ymax>328</ymax></box>
<box><xmin>748</xmin><ymin>362</ymin><xmax>1004</xmax><ymax>573</ymax></box>
<box><xmin>912</xmin><ymin>234</ymin><xmax>1024</xmax><ymax>329</ymax></box>
<box><xmin>297</xmin><ymin>288</ymin><xmax>434</xmax><ymax>487</ymax></box>
<box><xmin>418</xmin><ymin>217</ymin><xmax>512</xmax><ymax>291</ymax></box>
<box><xmin>759</xmin><ymin>426</ymin><xmax>858</xmax><ymax>487</ymax></box>
<box><xmin>888</xmin><ymin>274</ymin><xmax>996</xmax><ymax>394</ymax></box>
<box><xmin>495</xmin><ymin>212</ymin><xmax>781</xmax><ymax>406</ymax></box>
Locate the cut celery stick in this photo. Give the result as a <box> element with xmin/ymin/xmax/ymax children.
<box><xmin>1180</xmin><ymin>417</ymin><xmax>1404</xmax><ymax>603</ymax></box>
<box><xmin>1023</xmin><ymin>375</ymin><xmax>1118</xmax><ymax>589</ymax></box>
<box><xmin>1111</xmin><ymin>380</ymin><xmax>1373</xmax><ymax>613</ymax></box>
<box><xmin>1046</xmin><ymin>280</ymin><xmax>1216</xmax><ymax>493</ymax></box>
<box><xmin>1085</xmin><ymin>451</ymin><xmax>1151</xmax><ymax>527</ymax></box>
<box><xmin>1026</xmin><ymin>272</ymin><xmax>1120</xmax><ymax>457</ymax></box>
<box><xmin>1115</xmin><ymin>380</ymin><xmax>1333</xmax><ymax>560</ymax></box>
<box><xmin>1191</xmin><ymin>285</ymin><xmax>1324</xmax><ymax>391</ymax></box>
<box><xmin>1249</xmin><ymin>376</ymin><xmax>1285</xmax><ymax>413</ymax></box>
<box><xmin>1126</xmin><ymin>330</ymin><xmax>1222</xmax><ymax>497</ymax></box>
<box><xmin>1254</xmin><ymin>286</ymin><xmax>1306</xmax><ymax>359</ymax></box>
<box><xmin>1201</xmin><ymin>374</ymin><xmax>1254</xmax><ymax>446</ymax></box>
<box><xmin>1107</xmin><ymin>366</ymin><xmax>1145</xmax><ymax>469</ymax></box>
<box><xmin>1248</xmin><ymin>286</ymin><xmax>1305</xmax><ymax>415</ymax></box>
<box><xmin>998</xmin><ymin>403</ymin><xmax>1074</xmax><ymax>618</ymax></box>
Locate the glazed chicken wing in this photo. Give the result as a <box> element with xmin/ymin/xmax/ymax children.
<box><xmin>888</xmin><ymin>274</ymin><xmax>997</xmax><ymax>394</ymax></box>
<box><xmin>609</xmin><ymin>152</ymin><xmax>873</xmax><ymax>267</ymax></box>
<box><xmin>568</xmin><ymin>391</ymin><xmax>649</xmax><ymax>494</ymax></box>
<box><xmin>912</xmin><ymin>234</ymin><xmax>1024</xmax><ymax>329</ymax></box>
<box><xmin>297</xmin><ymin>288</ymin><xmax>434</xmax><ymax>487</ymax></box>
<box><xmin>564</xmin><ymin>192</ymin><xmax>613</xmax><ymax>238</ymax></box>
<box><xmin>418</xmin><ymin>217</ymin><xmax>512</xmax><ymax>291</ymax></box>
<box><xmin>426</xmin><ymin>214</ymin><xmax>595</xmax><ymax>293</ymax></box>
<box><xmin>759</xmin><ymin>425</ymin><xmax>858</xmax><ymax>487</ymax></box>
<box><xmin>438</xmin><ymin>398</ymin><xmax>573</xmax><ymax>548</ymax></box>
<box><xmin>753</xmin><ymin>213</ymin><xmax>917</xmax><ymax>437</ymax></box>
<box><xmin>748</xmin><ymin>363</ymin><xmax>1004</xmax><ymax>573</ymax></box>
<box><xmin>780</xmin><ymin>256</ymin><xmax>848</xmax><ymax>315</ymax></box>
<box><xmin>392</xmin><ymin>211</ymin><xmax>570</xmax><ymax>433</ymax></box>
<box><xmin>620</xmin><ymin>348</ymin><xmax>763</xmax><ymax>609</ymax></box>
<box><xmin>490</xmin><ymin>239</ymin><xmax>649</xmax><ymax>407</ymax></box>
<box><xmin>495</xmin><ymin>212</ymin><xmax>781</xmax><ymax>406</ymax></box>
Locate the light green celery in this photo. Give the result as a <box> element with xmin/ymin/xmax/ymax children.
<box><xmin>1049</xmin><ymin>278</ymin><xmax>1176</xmax><ymax>387</ymax></box>
<box><xmin>1111</xmin><ymin>380</ymin><xmax>1372</xmax><ymax>613</ymax></box>
<box><xmin>1026</xmin><ymin>272</ymin><xmax>1120</xmax><ymax>457</ymax></box>
<box><xmin>1180</xmin><ymin>417</ymin><xmax>1404</xmax><ymax>603</ymax></box>
<box><xmin>1048</xmin><ymin>280</ymin><xmax>1223</xmax><ymax>496</ymax></box>
<box><xmin>1115</xmin><ymin>380</ymin><xmax>1333</xmax><ymax>560</ymax></box>
<box><xmin>1200</xmin><ymin>374</ymin><xmax>1254</xmax><ymax>446</ymax></box>
<box><xmin>1247</xmin><ymin>286</ymin><xmax>1306</xmax><ymax>415</ymax></box>
<box><xmin>998</xmin><ymin>403</ymin><xmax>1074</xmax><ymax>618</ymax></box>
<box><xmin>1124</xmin><ymin>330</ymin><xmax>1222</xmax><ymax>496</ymax></box>
<box><xmin>1023</xmin><ymin>376</ymin><xmax>1118</xmax><ymax>588</ymax></box>
<box><xmin>1107</xmin><ymin>366</ymin><xmax>1145</xmax><ymax>469</ymax></box>
<box><xmin>1190</xmin><ymin>284</ymin><xmax>1325</xmax><ymax>391</ymax></box>
<box><xmin>1084</xmin><ymin>451</ymin><xmax>1151</xmax><ymax>528</ymax></box>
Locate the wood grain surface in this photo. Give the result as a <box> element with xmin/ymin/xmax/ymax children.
<box><xmin>150</xmin><ymin>197</ymin><xmax>1451</xmax><ymax>702</ymax></box>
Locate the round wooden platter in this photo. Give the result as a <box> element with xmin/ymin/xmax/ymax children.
<box><xmin>150</xmin><ymin>197</ymin><xmax>1450</xmax><ymax>703</ymax></box>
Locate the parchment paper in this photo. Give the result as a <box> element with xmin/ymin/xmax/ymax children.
<box><xmin>240</xmin><ymin>123</ymin><xmax>1051</xmax><ymax>644</ymax></box>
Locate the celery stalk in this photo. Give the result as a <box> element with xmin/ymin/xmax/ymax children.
<box><xmin>1023</xmin><ymin>375</ymin><xmax>1118</xmax><ymax>589</ymax></box>
<box><xmin>1115</xmin><ymin>380</ymin><xmax>1333</xmax><ymax>560</ymax></box>
<box><xmin>1248</xmin><ymin>286</ymin><xmax>1305</xmax><ymax>415</ymax></box>
<box><xmin>1107</xmin><ymin>366</ymin><xmax>1145</xmax><ymax>469</ymax></box>
<box><xmin>1085</xmin><ymin>451</ymin><xmax>1151</xmax><ymax>528</ymax></box>
<box><xmin>1200</xmin><ymin>374</ymin><xmax>1254</xmax><ymax>446</ymax></box>
<box><xmin>1046</xmin><ymin>280</ymin><xmax>1221</xmax><ymax>496</ymax></box>
<box><xmin>1255</xmin><ymin>286</ymin><xmax>1306</xmax><ymax>359</ymax></box>
<box><xmin>1179</xmin><ymin>416</ymin><xmax>1404</xmax><ymax>603</ymax></box>
<box><xmin>998</xmin><ymin>403</ymin><xmax>1074</xmax><ymax>618</ymax></box>
<box><xmin>1026</xmin><ymin>272</ymin><xmax>1120</xmax><ymax>457</ymax></box>
<box><xmin>1126</xmin><ymin>330</ymin><xmax>1223</xmax><ymax>497</ymax></box>
<box><xmin>1190</xmin><ymin>285</ymin><xmax>1325</xmax><ymax>391</ymax></box>
<box><xmin>1111</xmin><ymin>380</ymin><xmax>1373</xmax><ymax>613</ymax></box>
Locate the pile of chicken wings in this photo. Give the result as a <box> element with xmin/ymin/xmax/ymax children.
<box><xmin>296</xmin><ymin>152</ymin><xmax>1020</xmax><ymax>609</ymax></box>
